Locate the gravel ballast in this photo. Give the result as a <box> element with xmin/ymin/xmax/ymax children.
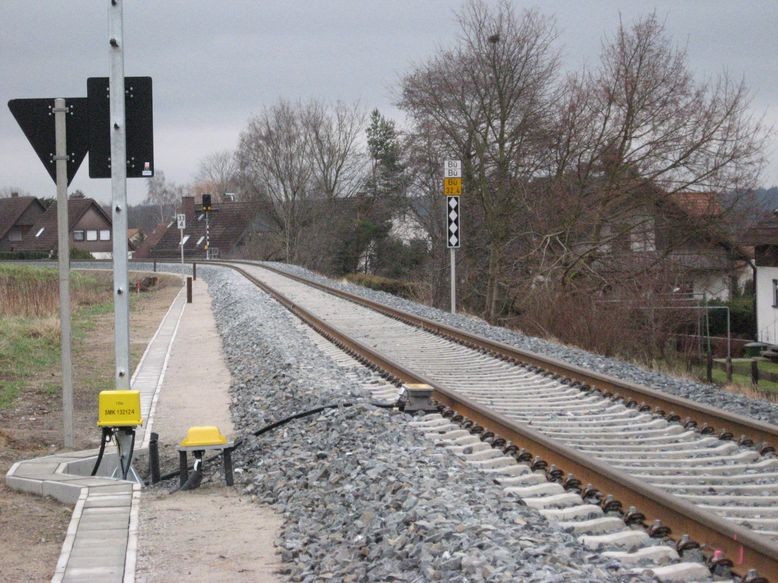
<box><xmin>262</xmin><ymin>261</ymin><xmax>778</xmax><ymax>426</ymax></box>
<box><xmin>200</xmin><ymin>266</ymin><xmax>626</xmax><ymax>582</ymax></box>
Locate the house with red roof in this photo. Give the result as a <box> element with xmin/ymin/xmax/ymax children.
<box><xmin>142</xmin><ymin>195</ymin><xmax>277</xmax><ymax>260</ymax></box>
<box><xmin>0</xmin><ymin>194</ymin><xmax>133</xmax><ymax>259</ymax></box>
<box><xmin>585</xmin><ymin>189</ymin><xmax>753</xmax><ymax>301</ymax></box>
<box><xmin>0</xmin><ymin>194</ymin><xmax>47</xmax><ymax>252</ymax></box>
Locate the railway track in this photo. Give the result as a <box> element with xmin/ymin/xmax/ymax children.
<box><xmin>211</xmin><ymin>260</ymin><xmax>778</xmax><ymax>580</ymax></box>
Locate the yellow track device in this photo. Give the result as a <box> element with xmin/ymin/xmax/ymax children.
<box><xmin>179</xmin><ymin>426</ymin><xmax>228</xmax><ymax>448</ymax></box>
<box><xmin>97</xmin><ymin>390</ymin><xmax>142</xmax><ymax>427</ymax></box>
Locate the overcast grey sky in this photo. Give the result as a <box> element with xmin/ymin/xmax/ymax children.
<box><xmin>2</xmin><ymin>1</ymin><xmax>776</xmax><ymax>205</ymax></box>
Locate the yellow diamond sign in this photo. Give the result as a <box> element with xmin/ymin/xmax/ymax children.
<box><xmin>443</xmin><ymin>177</ymin><xmax>462</xmax><ymax>196</ymax></box>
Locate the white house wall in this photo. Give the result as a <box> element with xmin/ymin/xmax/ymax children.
<box><xmin>756</xmin><ymin>265</ymin><xmax>778</xmax><ymax>345</ymax></box>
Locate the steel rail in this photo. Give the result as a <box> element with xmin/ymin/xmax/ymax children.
<box><xmin>217</xmin><ymin>261</ymin><xmax>778</xmax><ymax>579</ymax></box>
<box><xmin>227</xmin><ymin>260</ymin><xmax>777</xmax><ymax>452</ymax></box>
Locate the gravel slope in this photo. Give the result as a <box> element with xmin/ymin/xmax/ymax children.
<box><xmin>201</xmin><ymin>266</ymin><xmax>627</xmax><ymax>582</ymax></box>
<box><xmin>262</xmin><ymin>261</ymin><xmax>778</xmax><ymax>426</ymax></box>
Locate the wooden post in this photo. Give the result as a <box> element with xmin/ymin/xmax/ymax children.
<box><xmin>178</xmin><ymin>450</ymin><xmax>188</xmax><ymax>487</ymax></box>
<box><xmin>706</xmin><ymin>350</ymin><xmax>713</xmax><ymax>383</ymax></box>
<box><xmin>193</xmin><ymin>261</ymin><xmax>197</xmax><ymax>281</ymax></box>
<box><xmin>751</xmin><ymin>359</ymin><xmax>759</xmax><ymax>387</ymax></box>
<box><xmin>148</xmin><ymin>432</ymin><xmax>160</xmax><ymax>484</ymax></box>
<box><xmin>725</xmin><ymin>357</ymin><xmax>733</xmax><ymax>383</ymax></box>
<box><xmin>186</xmin><ymin>276</ymin><xmax>192</xmax><ymax>303</ymax></box>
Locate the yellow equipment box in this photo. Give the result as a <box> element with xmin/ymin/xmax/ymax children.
<box><xmin>97</xmin><ymin>390</ymin><xmax>142</xmax><ymax>427</ymax></box>
<box><xmin>179</xmin><ymin>426</ymin><xmax>228</xmax><ymax>448</ymax></box>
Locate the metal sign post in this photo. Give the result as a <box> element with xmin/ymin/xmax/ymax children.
<box><xmin>6</xmin><ymin>0</ymin><xmax>153</xmax><ymax>458</ymax></box>
<box><xmin>108</xmin><ymin>0</ymin><xmax>134</xmax><ymax>479</ymax></box>
<box><xmin>177</xmin><ymin>213</ymin><xmax>186</xmax><ymax>268</ymax></box>
<box><xmin>444</xmin><ymin>160</ymin><xmax>462</xmax><ymax>314</ymax></box>
<box><xmin>54</xmin><ymin>98</ymin><xmax>75</xmax><ymax>448</ymax></box>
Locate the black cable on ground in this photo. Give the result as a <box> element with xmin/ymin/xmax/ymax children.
<box><xmin>90</xmin><ymin>427</ymin><xmax>111</xmax><ymax>476</ymax></box>
<box><xmin>146</xmin><ymin>401</ymin><xmax>368</xmax><ymax>486</ymax></box>
<box><xmin>120</xmin><ymin>430</ymin><xmax>136</xmax><ymax>480</ymax></box>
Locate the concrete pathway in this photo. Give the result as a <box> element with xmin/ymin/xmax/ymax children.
<box><xmin>5</xmin><ymin>272</ymin><xmax>282</xmax><ymax>582</ymax></box>
<box><xmin>135</xmin><ymin>277</ymin><xmax>282</xmax><ymax>583</ymax></box>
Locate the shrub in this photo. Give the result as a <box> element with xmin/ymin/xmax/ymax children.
<box><xmin>703</xmin><ymin>296</ymin><xmax>754</xmax><ymax>337</ymax></box>
<box><xmin>0</xmin><ymin>250</ymin><xmax>50</xmax><ymax>260</ymax></box>
<box><xmin>345</xmin><ymin>273</ymin><xmax>416</xmax><ymax>298</ymax></box>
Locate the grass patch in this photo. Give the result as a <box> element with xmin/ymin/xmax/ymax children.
<box><xmin>706</xmin><ymin>367</ymin><xmax>778</xmax><ymax>392</ymax></box>
<box><xmin>0</xmin><ymin>265</ymin><xmax>115</xmax><ymax>408</ymax></box>
<box><xmin>0</xmin><ymin>265</ymin><xmax>176</xmax><ymax>410</ymax></box>
<box><xmin>751</xmin><ymin>358</ymin><xmax>778</xmax><ymax>375</ymax></box>
<box><xmin>0</xmin><ymin>317</ymin><xmax>61</xmax><ymax>407</ymax></box>
<box><xmin>688</xmin><ymin>365</ymin><xmax>778</xmax><ymax>402</ymax></box>
<box><xmin>0</xmin><ymin>264</ymin><xmax>111</xmax><ymax>318</ymax></box>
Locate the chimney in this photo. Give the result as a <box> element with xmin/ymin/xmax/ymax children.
<box><xmin>11</xmin><ymin>191</ymin><xmax>19</xmax><ymax>198</ymax></box>
<box><xmin>182</xmin><ymin>195</ymin><xmax>195</xmax><ymax>221</ymax></box>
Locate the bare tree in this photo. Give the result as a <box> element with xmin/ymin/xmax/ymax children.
<box><xmin>400</xmin><ymin>2</ymin><xmax>560</xmax><ymax>319</ymax></box>
<box><xmin>194</xmin><ymin>150</ymin><xmax>238</xmax><ymax>201</ymax></box>
<box><xmin>236</xmin><ymin>100</ymin><xmax>313</xmax><ymax>262</ymax></box>
<box><xmin>532</xmin><ymin>13</ymin><xmax>768</xmax><ymax>292</ymax></box>
<box><xmin>145</xmin><ymin>170</ymin><xmax>183</xmax><ymax>225</ymax></box>
<box><xmin>304</xmin><ymin>101</ymin><xmax>366</xmax><ymax>199</ymax></box>
<box><xmin>402</xmin><ymin>120</ymin><xmax>451</xmax><ymax>307</ymax></box>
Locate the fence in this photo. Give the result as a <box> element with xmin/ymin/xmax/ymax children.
<box><xmin>711</xmin><ymin>358</ymin><xmax>778</xmax><ymax>386</ymax></box>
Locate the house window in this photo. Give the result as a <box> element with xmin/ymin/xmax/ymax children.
<box><xmin>8</xmin><ymin>227</ymin><xmax>22</xmax><ymax>242</ymax></box>
<box><xmin>773</xmin><ymin>280</ymin><xmax>778</xmax><ymax>308</ymax></box>
<box><xmin>35</xmin><ymin>227</ymin><xmax>45</xmax><ymax>238</ymax></box>
<box><xmin>73</xmin><ymin>230</ymin><xmax>85</xmax><ymax>241</ymax></box>
<box><xmin>99</xmin><ymin>229</ymin><xmax>110</xmax><ymax>241</ymax></box>
<box><xmin>86</xmin><ymin>230</ymin><xmax>98</xmax><ymax>241</ymax></box>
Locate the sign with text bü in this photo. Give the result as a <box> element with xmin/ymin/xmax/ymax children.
<box><xmin>443</xmin><ymin>159</ymin><xmax>462</xmax><ymax>195</ymax></box>
<box><xmin>443</xmin><ymin>177</ymin><xmax>462</xmax><ymax>196</ymax></box>
<box><xmin>444</xmin><ymin>159</ymin><xmax>461</xmax><ymax>178</ymax></box>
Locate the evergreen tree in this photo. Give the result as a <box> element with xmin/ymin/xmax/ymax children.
<box><xmin>365</xmin><ymin>109</ymin><xmax>403</xmax><ymax>198</ymax></box>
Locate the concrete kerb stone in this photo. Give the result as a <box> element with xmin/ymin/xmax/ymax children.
<box><xmin>133</xmin><ymin>287</ymin><xmax>187</xmax><ymax>449</ymax></box>
<box><xmin>42</xmin><ymin>480</ymin><xmax>86</xmax><ymax>505</ymax></box>
<box><xmin>4</xmin><ymin>275</ymin><xmax>187</xmax><ymax>583</ymax></box>
<box><xmin>52</xmin><ymin>489</ymin><xmax>87</xmax><ymax>583</ymax></box>
<box><xmin>139</xmin><ymin>289</ymin><xmax>187</xmax><ymax>450</ymax></box>
<box><xmin>123</xmin><ymin>485</ymin><xmax>141</xmax><ymax>583</ymax></box>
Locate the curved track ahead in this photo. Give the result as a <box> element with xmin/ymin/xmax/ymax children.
<box><xmin>213</xmin><ymin>260</ymin><xmax>778</xmax><ymax>579</ymax></box>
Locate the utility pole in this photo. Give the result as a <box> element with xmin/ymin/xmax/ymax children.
<box><xmin>108</xmin><ymin>0</ymin><xmax>134</xmax><ymax>477</ymax></box>
<box><xmin>54</xmin><ymin>98</ymin><xmax>74</xmax><ymax>448</ymax></box>
<box><xmin>109</xmin><ymin>0</ymin><xmax>129</xmax><ymax>389</ymax></box>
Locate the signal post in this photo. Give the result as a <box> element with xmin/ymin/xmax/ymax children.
<box><xmin>444</xmin><ymin>160</ymin><xmax>462</xmax><ymax>314</ymax></box>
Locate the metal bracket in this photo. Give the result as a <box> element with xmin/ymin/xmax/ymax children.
<box><xmin>402</xmin><ymin>383</ymin><xmax>437</xmax><ymax>413</ymax></box>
